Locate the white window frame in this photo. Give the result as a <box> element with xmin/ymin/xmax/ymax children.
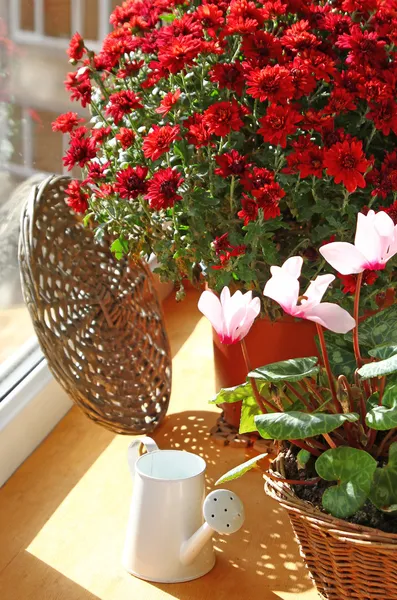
<box><xmin>9</xmin><ymin>0</ymin><xmax>112</xmax><ymax>51</ymax></box>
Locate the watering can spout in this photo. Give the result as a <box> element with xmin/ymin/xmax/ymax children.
<box><xmin>180</xmin><ymin>489</ymin><xmax>245</xmax><ymax>567</ymax></box>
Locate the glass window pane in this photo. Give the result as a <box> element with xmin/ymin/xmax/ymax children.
<box><xmin>44</xmin><ymin>0</ymin><xmax>71</xmax><ymax>38</ymax></box>
<box><xmin>0</xmin><ymin>0</ymin><xmax>115</xmax><ymax>375</ymax></box>
<box><xmin>84</xmin><ymin>0</ymin><xmax>99</xmax><ymax>41</ymax></box>
<box><xmin>20</xmin><ymin>0</ymin><xmax>35</xmax><ymax>31</ymax></box>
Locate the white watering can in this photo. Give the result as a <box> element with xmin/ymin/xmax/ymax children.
<box><xmin>122</xmin><ymin>437</ymin><xmax>245</xmax><ymax>583</ymax></box>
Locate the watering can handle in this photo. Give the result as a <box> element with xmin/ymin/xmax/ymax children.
<box><xmin>127</xmin><ymin>437</ymin><xmax>159</xmax><ymax>477</ymax></box>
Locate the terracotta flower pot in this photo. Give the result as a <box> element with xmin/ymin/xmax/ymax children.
<box><xmin>213</xmin><ymin>316</ymin><xmax>320</xmax><ymax>428</ymax></box>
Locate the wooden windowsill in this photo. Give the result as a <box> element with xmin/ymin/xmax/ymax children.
<box><xmin>0</xmin><ymin>288</ymin><xmax>317</xmax><ymax>600</ymax></box>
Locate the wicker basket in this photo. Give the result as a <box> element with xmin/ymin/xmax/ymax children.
<box><xmin>265</xmin><ymin>467</ymin><xmax>397</xmax><ymax>600</ymax></box>
<box><xmin>19</xmin><ymin>175</ymin><xmax>171</xmax><ymax>434</ymax></box>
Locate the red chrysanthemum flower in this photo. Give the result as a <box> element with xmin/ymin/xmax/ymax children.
<box><xmin>185</xmin><ymin>114</ymin><xmax>212</xmax><ymax>148</ymax></box>
<box><xmin>92</xmin><ymin>126</ymin><xmax>112</xmax><ymax>144</ymax></box>
<box><xmin>195</xmin><ymin>4</ymin><xmax>224</xmax><ymax>38</ymax></box>
<box><xmin>257</xmin><ymin>105</ymin><xmax>302</xmax><ymax>148</ymax></box>
<box><xmin>63</xmin><ymin>128</ymin><xmax>97</xmax><ymax>170</ymax></box>
<box><xmin>288</xmin><ymin>57</ymin><xmax>317</xmax><ymax>98</ymax></box>
<box><xmin>288</xmin><ymin>144</ymin><xmax>324</xmax><ymax>179</ymax></box>
<box><xmin>338</xmin><ymin>270</ymin><xmax>378</xmax><ymax>294</ymax></box>
<box><xmin>65</xmin><ymin>180</ymin><xmax>89</xmax><ymax>214</ymax></box>
<box><xmin>116</xmin><ymin>128</ymin><xmax>136</xmax><ymax>149</ymax></box>
<box><xmin>118</xmin><ymin>60</ymin><xmax>145</xmax><ymax>79</ymax></box>
<box><xmin>246</xmin><ymin>64</ymin><xmax>294</xmax><ymax>104</ymax></box>
<box><xmin>213</xmin><ymin>232</ymin><xmax>231</xmax><ymax>256</ymax></box>
<box><xmin>241</xmin><ymin>166</ymin><xmax>275</xmax><ymax>191</ymax></box>
<box><xmin>67</xmin><ymin>32</ymin><xmax>85</xmax><ymax>62</ymax></box>
<box><xmin>155</xmin><ymin>89</ymin><xmax>181</xmax><ymax>116</ymax></box>
<box><xmin>324</xmin><ymin>88</ymin><xmax>357</xmax><ymax>114</ymax></box>
<box><xmin>158</xmin><ymin>34</ymin><xmax>201</xmax><ymax>74</ymax></box>
<box><xmin>202</xmin><ymin>100</ymin><xmax>244</xmax><ymax>136</ymax></box>
<box><xmin>215</xmin><ymin>150</ymin><xmax>251</xmax><ymax>178</ymax></box>
<box><xmin>115</xmin><ymin>166</ymin><xmax>149</xmax><ymax>200</ymax></box>
<box><xmin>142</xmin><ymin>125</ymin><xmax>181</xmax><ymax>161</ymax></box>
<box><xmin>83</xmin><ymin>161</ymin><xmax>110</xmax><ymax>185</ymax></box>
<box><xmin>241</xmin><ymin>31</ymin><xmax>282</xmax><ymax>67</ymax></box>
<box><xmin>145</xmin><ymin>167</ymin><xmax>184</xmax><ymax>210</ymax></box>
<box><xmin>367</xmin><ymin>100</ymin><xmax>397</xmax><ymax>136</ymax></box>
<box><xmin>252</xmin><ymin>182</ymin><xmax>285</xmax><ymax>219</ymax></box>
<box><xmin>336</xmin><ymin>25</ymin><xmax>387</xmax><ymax>68</ymax></box>
<box><xmin>64</xmin><ymin>69</ymin><xmax>92</xmax><ymax>107</ymax></box>
<box><xmin>209</xmin><ymin>63</ymin><xmax>245</xmax><ymax>96</ymax></box>
<box><xmin>281</xmin><ymin>20</ymin><xmax>321</xmax><ymax>53</ymax></box>
<box><xmin>324</xmin><ymin>139</ymin><xmax>371</xmax><ymax>193</ymax></box>
<box><xmin>52</xmin><ymin>112</ymin><xmax>83</xmax><ymax>133</ymax></box>
<box><xmin>381</xmin><ymin>201</ymin><xmax>397</xmax><ymax>225</ymax></box>
<box><xmin>105</xmin><ymin>90</ymin><xmax>143</xmax><ymax>124</ymax></box>
<box><xmin>237</xmin><ymin>195</ymin><xmax>258</xmax><ymax>225</ymax></box>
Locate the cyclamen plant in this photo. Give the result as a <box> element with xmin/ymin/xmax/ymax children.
<box><xmin>202</xmin><ymin>210</ymin><xmax>397</xmax><ymax>522</ymax></box>
<box><xmin>54</xmin><ymin>0</ymin><xmax>397</xmax><ymax>315</ymax></box>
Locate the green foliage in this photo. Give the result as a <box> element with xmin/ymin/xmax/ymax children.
<box><xmin>315</xmin><ymin>448</ymin><xmax>377</xmax><ymax>519</ymax></box>
<box><xmin>358</xmin><ymin>355</ymin><xmax>397</xmax><ymax>379</ymax></box>
<box><xmin>239</xmin><ymin>394</ymin><xmax>263</xmax><ymax>434</ymax></box>
<box><xmin>215</xmin><ymin>453</ymin><xmax>268</xmax><ymax>485</ymax></box>
<box><xmin>249</xmin><ymin>357</ymin><xmax>319</xmax><ymax>383</ymax></box>
<box><xmin>110</xmin><ymin>236</ymin><xmax>129</xmax><ymax>259</ymax></box>
<box><xmin>366</xmin><ymin>385</ymin><xmax>397</xmax><ymax>430</ymax></box>
<box><xmin>369</xmin><ymin>443</ymin><xmax>397</xmax><ymax>512</ymax></box>
<box><xmin>209</xmin><ymin>382</ymin><xmax>253</xmax><ymax>405</ymax></box>
<box><xmin>297</xmin><ymin>449</ymin><xmax>311</xmax><ymax>468</ymax></box>
<box><xmin>254</xmin><ymin>411</ymin><xmax>358</xmax><ymax>440</ymax></box>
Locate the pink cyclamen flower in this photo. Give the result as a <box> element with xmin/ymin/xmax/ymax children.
<box><xmin>319</xmin><ymin>210</ymin><xmax>397</xmax><ymax>275</ymax></box>
<box><xmin>263</xmin><ymin>257</ymin><xmax>356</xmax><ymax>334</ymax></box>
<box><xmin>198</xmin><ymin>287</ymin><xmax>261</xmax><ymax>345</ymax></box>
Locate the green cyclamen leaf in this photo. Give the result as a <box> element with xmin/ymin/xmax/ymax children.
<box><xmin>315</xmin><ymin>447</ymin><xmax>377</xmax><ymax>519</ymax></box>
<box><xmin>357</xmin><ymin>305</ymin><xmax>397</xmax><ymax>349</ymax></box>
<box><xmin>239</xmin><ymin>393</ymin><xmax>263</xmax><ymax>435</ymax></box>
<box><xmin>369</xmin><ymin>345</ymin><xmax>397</xmax><ymax>360</ymax></box>
<box><xmin>358</xmin><ymin>354</ymin><xmax>397</xmax><ymax>380</ymax></box>
<box><xmin>297</xmin><ymin>449</ymin><xmax>312</xmax><ymax>469</ymax></box>
<box><xmin>370</xmin><ymin>443</ymin><xmax>397</xmax><ymax>512</ymax></box>
<box><xmin>215</xmin><ymin>453</ymin><xmax>268</xmax><ymax>485</ymax></box>
<box><xmin>365</xmin><ymin>384</ymin><xmax>397</xmax><ymax>430</ymax></box>
<box><xmin>209</xmin><ymin>382</ymin><xmax>253</xmax><ymax>405</ymax></box>
<box><xmin>248</xmin><ymin>357</ymin><xmax>319</xmax><ymax>383</ymax></box>
<box><xmin>254</xmin><ymin>411</ymin><xmax>359</xmax><ymax>440</ymax></box>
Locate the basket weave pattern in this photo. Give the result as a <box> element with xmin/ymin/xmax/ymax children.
<box><xmin>19</xmin><ymin>176</ymin><xmax>171</xmax><ymax>434</ymax></box>
<box><xmin>265</xmin><ymin>474</ymin><xmax>397</xmax><ymax>600</ymax></box>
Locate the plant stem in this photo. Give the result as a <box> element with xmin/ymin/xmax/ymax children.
<box><xmin>338</xmin><ymin>375</ymin><xmax>354</xmax><ymax>412</ymax></box>
<box><xmin>376</xmin><ymin>428</ymin><xmax>396</xmax><ymax>458</ymax></box>
<box><xmin>353</xmin><ymin>272</ymin><xmax>364</xmax><ymax>368</ymax></box>
<box><xmin>316</xmin><ymin>324</ymin><xmax>343</xmax><ymax>413</ymax></box>
<box><xmin>323</xmin><ymin>433</ymin><xmax>337</xmax><ymax>448</ymax></box>
<box><xmin>240</xmin><ymin>338</ymin><xmax>276</xmax><ymax>413</ymax></box>
<box><xmin>290</xmin><ymin>439</ymin><xmax>321</xmax><ymax>457</ymax></box>
<box><xmin>229</xmin><ymin>176</ymin><xmax>235</xmax><ymax>213</ymax></box>
<box><xmin>284</xmin><ymin>381</ymin><xmax>312</xmax><ymax>411</ymax></box>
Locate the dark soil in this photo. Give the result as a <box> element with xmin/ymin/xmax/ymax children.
<box><xmin>281</xmin><ymin>446</ymin><xmax>397</xmax><ymax>534</ymax></box>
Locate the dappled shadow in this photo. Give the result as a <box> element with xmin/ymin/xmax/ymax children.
<box><xmin>148</xmin><ymin>410</ymin><xmax>314</xmax><ymax>600</ymax></box>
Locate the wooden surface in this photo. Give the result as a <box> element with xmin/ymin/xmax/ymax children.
<box><xmin>0</xmin><ymin>289</ymin><xmax>318</xmax><ymax>600</ymax></box>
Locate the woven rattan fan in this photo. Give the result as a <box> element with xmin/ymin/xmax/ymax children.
<box><xmin>19</xmin><ymin>175</ymin><xmax>171</xmax><ymax>434</ymax></box>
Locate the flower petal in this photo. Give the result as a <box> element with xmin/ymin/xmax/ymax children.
<box><xmin>354</xmin><ymin>211</ymin><xmax>383</xmax><ymax>266</ymax></box>
<box><xmin>319</xmin><ymin>242</ymin><xmax>367</xmax><ymax>275</ymax></box>
<box><xmin>303</xmin><ymin>274</ymin><xmax>335</xmax><ymax>308</ymax></box>
<box><xmin>198</xmin><ymin>290</ymin><xmax>224</xmax><ymax>337</ymax></box>
<box><xmin>304</xmin><ymin>303</ymin><xmax>356</xmax><ymax>334</ymax></box>
<box><xmin>263</xmin><ymin>272</ymin><xmax>299</xmax><ymax>314</ymax></box>
<box><xmin>237</xmin><ymin>296</ymin><xmax>261</xmax><ymax>340</ymax></box>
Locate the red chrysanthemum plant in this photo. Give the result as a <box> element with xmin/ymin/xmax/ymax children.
<box><xmin>213</xmin><ymin>211</ymin><xmax>397</xmax><ymax>526</ymax></box>
<box><xmin>56</xmin><ymin>0</ymin><xmax>397</xmax><ymax>311</ymax></box>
